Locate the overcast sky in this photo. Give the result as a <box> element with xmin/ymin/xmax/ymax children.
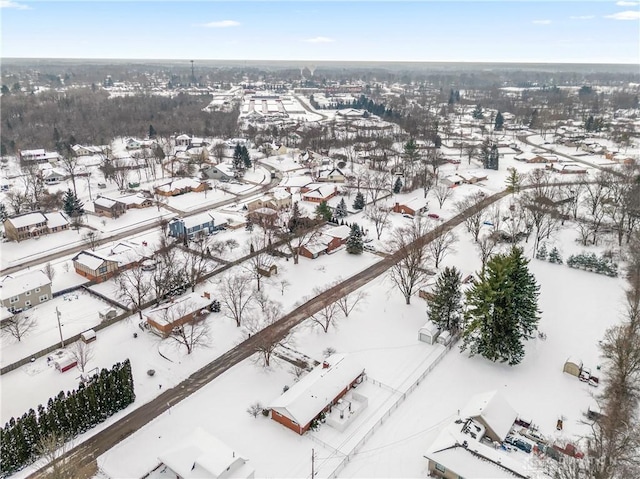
<box><xmin>1</xmin><ymin>1</ymin><xmax>639</xmax><ymax>64</ymax></box>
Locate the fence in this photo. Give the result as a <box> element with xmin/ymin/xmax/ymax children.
<box><xmin>322</xmin><ymin>336</ymin><xmax>459</xmax><ymax>479</ymax></box>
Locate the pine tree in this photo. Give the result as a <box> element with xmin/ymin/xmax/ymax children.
<box><xmin>346</xmin><ymin>223</ymin><xmax>364</xmax><ymax>254</ymax></box>
<box><xmin>148</xmin><ymin>124</ymin><xmax>156</xmax><ymax>138</ymax></box>
<box><xmin>393</xmin><ymin>176</ymin><xmax>403</xmax><ymax>194</ymax></box>
<box><xmin>461</xmin><ymin>247</ymin><xmax>540</xmax><ymax>365</ymax></box>
<box><xmin>353</xmin><ymin>191</ymin><xmax>365</xmax><ymax>210</ymax></box>
<box><xmin>315</xmin><ymin>201</ymin><xmax>332</xmax><ymax>221</ymax></box>
<box><xmin>536</xmin><ymin>243</ymin><xmax>548</xmax><ymax>261</ymax></box>
<box><xmin>335</xmin><ymin>198</ymin><xmax>348</xmax><ymax>218</ymax></box>
<box><xmin>232</xmin><ymin>143</ymin><xmax>244</xmax><ymax>172</ymax></box>
<box><xmin>427</xmin><ymin>267</ymin><xmax>463</xmax><ymax>332</ymax></box>
<box><xmin>494</xmin><ymin>111</ymin><xmax>504</xmax><ymax>131</ymax></box>
<box><xmin>240</xmin><ymin>145</ymin><xmax>252</xmax><ymax>169</ymax></box>
<box><xmin>505</xmin><ymin>168</ymin><xmax>521</xmax><ymax>194</ymax></box>
<box><xmin>0</xmin><ymin>203</ymin><xmax>7</xmax><ymax>222</ymax></box>
<box><xmin>548</xmin><ymin>247</ymin><xmax>563</xmax><ymax>264</ymax></box>
<box><xmin>62</xmin><ymin>189</ymin><xmax>84</xmax><ymax>218</ymax></box>
<box><xmin>472</xmin><ymin>104</ymin><xmax>484</xmax><ymax>119</ymax></box>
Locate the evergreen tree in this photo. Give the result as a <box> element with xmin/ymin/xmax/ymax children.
<box><xmin>461</xmin><ymin>247</ymin><xmax>540</xmax><ymax>365</ymax></box>
<box><xmin>427</xmin><ymin>267</ymin><xmax>463</xmax><ymax>332</ymax></box>
<box><xmin>240</xmin><ymin>145</ymin><xmax>252</xmax><ymax>169</ymax></box>
<box><xmin>0</xmin><ymin>203</ymin><xmax>7</xmax><ymax>222</ymax></box>
<box><xmin>472</xmin><ymin>104</ymin><xmax>484</xmax><ymax>119</ymax></box>
<box><xmin>232</xmin><ymin>143</ymin><xmax>244</xmax><ymax>172</ymax></box>
<box><xmin>536</xmin><ymin>243</ymin><xmax>548</xmax><ymax>261</ymax></box>
<box><xmin>548</xmin><ymin>247</ymin><xmax>563</xmax><ymax>264</ymax></box>
<box><xmin>335</xmin><ymin>198</ymin><xmax>348</xmax><ymax>219</ymax></box>
<box><xmin>448</xmin><ymin>89</ymin><xmax>455</xmax><ymax>105</ymax></box>
<box><xmin>352</xmin><ymin>191</ymin><xmax>365</xmax><ymax>210</ymax></box>
<box><xmin>494</xmin><ymin>111</ymin><xmax>504</xmax><ymax>131</ymax></box>
<box><xmin>62</xmin><ymin>189</ymin><xmax>84</xmax><ymax>218</ymax></box>
<box><xmin>148</xmin><ymin>124</ymin><xmax>156</xmax><ymax>138</ymax></box>
<box><xmin>346</xmin><ymin>223</ymin><xmax>364</xmax><ymax>254</ymax></box>
<box><xmin>393</xmin><ymin>176</ymin><xmax>403</xmax><ymax>194</ymax></box>
<box><xmin>505</xmin><ymin>168</ymin><xmax>521</xmax><ymax>194</ymax></box>
<box><xmin>315</xmin><ymin>201</ymin><xmax>332</xmax><ymax>221</ymax></box>
<box><xmin>487</xmin><ymin>144</ymin><xmax>499</xmax><ymax>170</ymax></box>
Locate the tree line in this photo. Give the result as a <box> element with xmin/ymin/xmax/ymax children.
<box><xmin>0</xmin><ymin>360</ymin><xmax>135</xmax><ymax>476</ymax></box>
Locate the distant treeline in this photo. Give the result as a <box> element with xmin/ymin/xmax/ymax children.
<box><xmin>0</xmin><ymin>89</ymin><xmax>240</xmax><ymax>155</ymax></box>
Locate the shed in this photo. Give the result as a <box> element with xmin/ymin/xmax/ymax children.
<box><xmin>563</xmin><ymin>357</ymin><xmax>583</xmax><ymax>377</ymax></box>
<box><xmin>49</xmin><ymin>350</ymin><xmax>77</xmax><ymax>373</ymax></box>
<box><xmin>437</xmin><ymin>330</ymin><xmax>452</xmax><ymax>346</ymax></box>
<box><xmin>418</xmin><ymin>320</ymin><xmax>440</xmax><ymax>345</ymax></box>
<box><xmin>99</xmin><ymin>307</ymin><xmax>117</xmax><ymax>321</ymax></box>
<box><xmin>80</xmin><ymin>329</ymin><xmax>97</xmax><ymax>343</ymax></box>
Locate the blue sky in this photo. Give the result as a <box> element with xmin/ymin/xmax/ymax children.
<box><xmin>1</xmin><ymin>1</ymin><xmax>639</xmax><ymax>63</ymax></box>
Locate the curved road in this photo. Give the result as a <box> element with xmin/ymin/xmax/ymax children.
<box><xmin>28</xmin><ymin>188</ymin><xmax>509</xmax><ymax>478</ymax></box>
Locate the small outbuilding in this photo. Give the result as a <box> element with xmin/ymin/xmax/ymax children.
<box><xmin>80</xmin><ymin>329</ymin><xmax>97</xmax><ymax>344</ymax></box>
<box><xmin>437</xmin><ymin>330</ymin><xmax>452</xmax><ymax>346</ymax></box>
<box><xmin>563</xmin><ymin>357</ymin><xmax>583</xmax><ymax>377</ymax></box>
<box><xmin>418</xmin><ymin>320</ymin><xmax>440</xmax><ymax>345</ymax></box>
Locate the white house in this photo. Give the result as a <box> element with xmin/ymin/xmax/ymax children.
<box><xmin>157</xmin><ymin>427</ymin><xmax>255</xmax><ymax>479</ymax></box>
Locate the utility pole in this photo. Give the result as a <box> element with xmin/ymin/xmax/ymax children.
<box><xmin>191</xmin><ymin>60</ymin><xmax>195</xmax><ymax>84</ymax></box>
<box><xmin>311</xmin><ymin>448</ymin><xmax>315</xmax><ymax>478</ymax></box>
<box><xmin>56</xmin><ymin>307</ymin><xmax>64</xmax><ymax>348</ymax></box>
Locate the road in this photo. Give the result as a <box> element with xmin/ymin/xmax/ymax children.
<box><xmin>1</xmin><ymin>169</ymin><xmax>281</xmax><ymax>276</ymax></box>
<box><xmin>293</xmin><ymin>94</ymin><xmax>328</xmax><ymax>121</ymax></box>
<box><xmin>28</xmin><ymin>188</ymin><xmax>509</xmax><ymax>479</ymax></box>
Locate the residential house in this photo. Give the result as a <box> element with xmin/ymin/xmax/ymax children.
<box><xmin>301</xmin><ymin>184</ymin><xmax>338</xmax><ymax>203</ymax></box>
<box><xmin>169</xmin><ymin>211</ymin><xmax>227</xmax><ymax>240</ymax></box>
<box><xmin>93</xmin><ymin>196</ymin><xmax>127</xmax><ymax>218</ymax></box>
<box><xmin>126</xmin><ymin>138</ymin><xmax>156</xmax><ymax>150</ymax></box>
<box><xmin>42</xmin><ymin>168</ymin><xmax>68</xmax><ymax>185</ymax></box>
<box><xmin>247</xmin><ymin>207</ymin><xmax>278</xmax><ymax>230</ymax></box>
<box><xmin>442</xmin><ymin>174</ymin><xmax>464</xmax><ymax>187</ymax></box>
<box><xmin>200</xmin><ymin>163</ymin><xmax>235</xmax><ymax>181</ymax></box>
<box><xmin>0</xmin><ymin>270</ymin><xmax>52</xmax><ymax>311</ymax></box>
<box><xmin>71</xmin><ymin>144</ymin><xmax>108</xmax><ymax>157</ymax></box>
<box><xmin>459</xmin><ymin>390</ymin><xmax>518</xmax><ymax>443</ymax></box>
<box><xmin>154</xmin><ymin>178</ymin><xmax>209</xmax><ymax>196</ymax></box>
<box><xmin>246</xmin><ymin>189</ymin><xmax>292</xmax><ymax>211</ymax></box>
<box><xmin>3</xmin><ymin>212</ymin><xmax>69</xmax><ymax>242</ymax></box>
<box><xmin>116</xmin><ymin>193</ymin><xmax>153</xmax><ymax>210</ymax></box>
<box><xmin>72</xmin><ymin>241</ymin><xmax>146</xmax><ymax>282</ymax></box>
<box><xmin>269</xmin><ymin>354</ymin><xmax>365</xmax><ymax>434</ymax></box>
<box><xmin>156</xmin><ymin>427</ymin><xmax>255</xmax><ymax>479</ymax></box>
<box><xmin>458</xmin><ymin>171</ymin><xmax>489</xmax><ymax>184</ymax></box>
<box><xmin>17</xmin><ymin>149</ymin><xmax>61</xmax><ymax>163</ymax></box>
<box><xmin>546</xmin><ymin>163</ymin><xmax>588</xmax><ymax>175</ymax></box>
<box><xmin>514</xmin><ymin>153</ymin><xmax>547</xmax><ymax>163</ymax></box>
<box><xmin>145</xmin><ymin>292</ymin><xmax>213</xmax><ymax>336</ymax></box>
<box><xmin>323</xmin><ymin>224</ymin><xmax>351</xmax><ymax>252</ymax></box>
<box><xmin>174</xmin><ymin>134</ymin><xmax>192</xmax><ymax>147</ymax></box>
<box><xmin>418</xmin><ymin>320</ymin><xmax>440</xmax><ymax>345</ymax></box>
<box><xmin>392</xmin><ymin>197</ymin><xmax>429</xmax><ymax>216</ymax></box>
<box><xmin>317</xmin><ymin>167</ymin><xmax>347</xmax><ymax>183</ymax></box>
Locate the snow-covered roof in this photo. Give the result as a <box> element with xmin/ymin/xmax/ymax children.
<box><xmin>0</xmin><ymin>270</ymin><xmax>51</xmax><ymax>300</ymax></box>
<box><xmin>401</xmin><ymin>197</ymin><xmax>428</xmax><ymax>211</ymax></box>
<box><xmin>180</xmin><ymin>211</ymin><xmax>214</xmax><ymax>229</ymax></box>
<box><xmin>158</xmin><ymin>427</ymin><xmax>253</xmax><ymax>479</ymax></box>
<box><xmin>116</xmin><ymin>193</ymin><xmax>150</xmax><ymax>206</ymax></box>
<box><xmin>460</xmin><ymin>391</ymin><xmax>517</xmax><ymax>442</ymax></box>
<box><xmin>419</xmin><ymin>320</ymin><xmax>439</xmax><ymax>336</ymax></box>
<box><xmin>269</xmin><ymin>354</ymin><xmax>364</xmax><ymax>427</ymax></box>
<box><xmin>146</xmin><ymin>293</ymin><xmax>211</xmax><ymax>325</ymax></box>
<box><xmin>444</xmin><ymin>174</ymin><xmax>465</xmax><ymax>184</ymax></box>
<box><xmin>44</xmin><ymin>212</ymin><xmax>69</xmax><ymax>229</ymax></box>
<box><xmin>94</xmin><ymin>197</ymin><xmax>118</xmax><ymax>208</ymax></box>
<box><xmin>303</xmin><ymin>185</ymin><xmax>335</xmax><ymax>200</ymax></box>
<box><xmin>7</xmin><ymin>212</ymin><xmax>47</xmax><ymax>228</ymax></box>
<box><xmin>73</xmin><ymin>252</ymin><xmax>109</xmax><ymax>271</ymax></box>
<box><xmin>324</xmin><ymin>224</ymin><xmax>351</xmax><ymax>240</ymax></box>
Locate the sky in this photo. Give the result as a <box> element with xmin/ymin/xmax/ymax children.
<box><xmin>1</xmin><ymin>1</ymin><xmax>639</xmax><ymax>64</ymax></box>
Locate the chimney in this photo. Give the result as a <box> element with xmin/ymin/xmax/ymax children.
<box><xmin>322</xmin><ymin>361</ymin><xmax>330</xmax><ymax>369</ymax></box>
<box><xmin>203</xmin><ymin>291</ymin><xmax>210</xmax><ymax>299</ymax></box>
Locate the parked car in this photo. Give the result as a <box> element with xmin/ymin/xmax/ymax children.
<box><xmin>588</xmin><ymin>376</ymin><xmax>599</xmax><ymax>387</ymax></box>
<box><xmin>579</xmin><ymin>368</ymin><xmax>591</xmax><ymax>382</ymax></box>
<box><xmin>97</xmin><ymin>182</ymin><xmax>107</xmax><ymax>189</ymax></box>
<box><xmin>141</xmin><ymin>260</ymin><xmax>157</xmax><ymax>271</ymax></box>
<box><xmin>402</xmin><ymin>214</ymin><xmax>413</xmax><ymax>219</ymax></box>
<box><xmin>363</xmin><ymin>244</ymin><xmax>376</xmax><ymax>253</ymax></box>
<box><xmin>427</xmin><ymin>213</ymin><xmax>440</xmax><ymax>220</ymax></box>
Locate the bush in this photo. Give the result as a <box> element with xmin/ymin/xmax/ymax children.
<box><xmin>247</xmin><ymin>402</ymin><xmax>263</xmax><ymax>418</ymax></box>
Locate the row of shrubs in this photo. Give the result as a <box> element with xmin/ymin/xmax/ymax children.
<box><xmin>536</xmin><ymin>245</ymin><xmax>618</xmax><ymax>277</ymax></box>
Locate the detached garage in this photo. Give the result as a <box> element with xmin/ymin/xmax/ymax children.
<box><xmin>418</xmin><ymin>320</ymin><xmax>440</xmax><ymax>345</ymax></box>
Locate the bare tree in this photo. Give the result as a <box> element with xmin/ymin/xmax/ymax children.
<box><xmin>275</xmin><ymin>205</ymin><xmax>322</xmax><ymax>265</ymax></box>
<box><xmin>116</xmin><ymin>265</ymin><xmax>152</xmax><ymax>320</ymax></box>
<box><xmin>1</xmin><ymin>312</ymin><xmax>37</xmax><ymax>342</ymax></box>
<box><xmin>111</xmin><ymin>159</ymin><xmax>130</xmax><ymax>190</ymax></box>
<box><xmin>69</xmin><ymin>340</ymin><xmax>94</xmax><ymax>373</ymax></box>
<box><xmin>433</xmin><ymin>184</ymin><xmax>453</xmax><ymax>208</ymax></box>
<box><xmin>279</xmin><ymin>279</ymin><xmax>290</xmax><ymax>296</ymax></box>
<box><xmin>427</xmin><ymin>228</ymin><xmax>457</xmax><ymax>269</ymax></box>
<box><xmin>5</xmin><ymin>190</ymin><xmax>29</xmax><ymax>215</ymax></box>
<box><xmin>365</xmin><ymin>205</ymin><xmax>391</xmax><ymax>240</ymax></box>
<box><xmin>19</xmin><ymin>163</ymin><xmax>46</xmax><ymax>210</ymax></box>
<box><xmin>212</xmin><ymin>142</ymin><xmax>226</xmax><ymax>164</ymax></box>
<box><xmin>159</xmin><ymin>300</ymin><xmax>211</xmax><ymax>354</ymax></box>
<box><xmin>476</xmin><ymin>234</ymin><xmax>499</xmax><ymax>274</ymax></box>
<box><xmin>242</xmin><ymin>299</ymin><xmax>288</xmax><ymax>367</ymax></box>
<box><xmin>82</xmin><ymin>230</ymin><xmax>101</xmax><ymax>251</ymax></box>
<box><xmin>60</xmin><ymin>155</ymin><xmax>80</xmax><ymax>195</ymax></box>
<box><xmin>219</xmin><ymin>273</ymin><xmax>254</xmax><ymax>327</ymax></box>
<box><xmin>43</xmin><ymin>262</ymin><xmax>56</xmax><ymax>282</ymax></box>
<box><xmin>365</xmin><ymin>170</ymin><xmax>392</xmax><ymax>205</ymax></box>
<box><xmin>243</xmin><ymin>235</ymin><xmax>275</xmax><ymax>292</ymax></box>
<box><xmin>335</xmin><ymin>288</ymin><xmax>368</xmax><ymax>318</ymax></box>
<box><xmin>456</xmin><ymin>192</ymin><xmax>487</xmax><ymax>242</ymax></box>
<box><xmin>36</xmin><ymin>431</ymin><xmax>74</xmax><ymax>479</ymax></box>
<box><xmin>308</xmin><ymin>289</ymin><xmax>343</xmax><ymax>333</ymax></box>
<box><xmin>388</xmin><ymin>218</ymin><xmax>431</xmax><ymax>304</ymax></box>
<box><xmin>182</xmin><ymin>239</ymin><xmax>212</xmax><ymax>292</ymax></box>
